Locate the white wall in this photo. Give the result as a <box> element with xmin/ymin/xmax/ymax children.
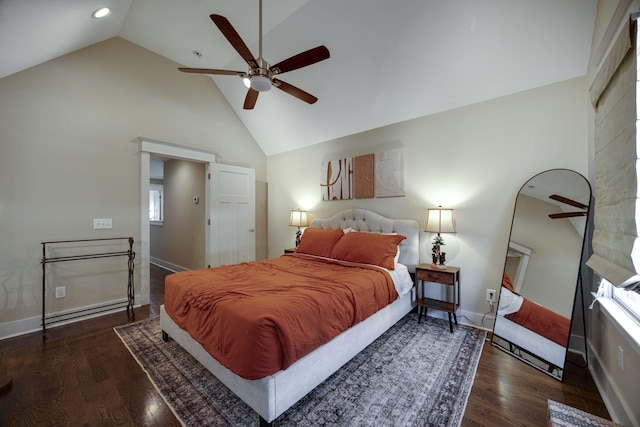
<box><xmin>267</xmin><ymin>76</ymin><xmax>589</xmax><ymax>324</ymax></box>
<box><xmin>0</xmin><ymin>37</ymin><xmax>267</xmax><ymax>336</ymax></box>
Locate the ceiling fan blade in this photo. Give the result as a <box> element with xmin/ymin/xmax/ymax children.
<box><xmin>273</xmin><ymin>79</ymin><xmax>318</xmax><ymax>104</ymax></box>
<box><xmin>549</xmin><ymin>194</ymin><xmax>588</xmax><ymax>211</ymax></box>
<box><xmin>179</xmin><ymin>67</ymin><xmax>244</xmax><ymax>76</ymax></box>
<box><xmin>270</xmin><ymin>46</ymin><xmax>330</xmax><ymax>75</ymax></box>
<box><xmin>243</xmin><ymin>89</ymin><xmax>259</xmax><ymax>110</ymax></box>
<box><xmin>549</xmin><ymin>212</ymin><xmax>588</xmax><ymax>219</ymax></box>
<box><xmin>210</xmin><ymin>14</ymin><xmax>258</xmax><ymax>68</ymax></box>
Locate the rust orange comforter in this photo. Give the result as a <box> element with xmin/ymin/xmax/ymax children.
<box><xmin>163</xmin><ymin>253</ymin><xmax>398</xmax><ymax>380</ymax></box>
<box><xmin>505</xmin><ymin>298</ymin><xmax>570</xmax><ymax>347</ymax></box>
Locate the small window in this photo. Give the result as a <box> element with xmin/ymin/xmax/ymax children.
<box><xmin>149</xmin><ymin>184</ymin><xmax>164</xmax><ymax>225</ymax></box>
<box><xmin>614</xmin><ymin>283</ymin><xmax>640</xmax><ymax>322</ymax></box>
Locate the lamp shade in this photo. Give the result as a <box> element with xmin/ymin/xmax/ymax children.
<box><xmin>425</xmin><ymin>207</ymin><xmax>456</xmax><ymax>234</ymax></box>
<box><xmin>289</xmin><ymin>210</ymin><xmax>309</xmax><ymax>227</ymax></box>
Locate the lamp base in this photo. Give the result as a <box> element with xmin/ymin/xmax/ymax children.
<box><xmin>431</xmin><ymin>263</ymin><xmax>448</xmax><ymax>270</ymax></box>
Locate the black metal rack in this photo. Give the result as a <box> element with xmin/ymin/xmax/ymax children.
<box><xmin>41</xmin><ymin>237</ymin><xmax>135</xmax><ymax>337</ymax></box>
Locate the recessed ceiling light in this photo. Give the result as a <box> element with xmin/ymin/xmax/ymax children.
<box><xmin>91</xmin><ymin>7</ymin><xmax>110</xmax><ymax>19</ymax></box>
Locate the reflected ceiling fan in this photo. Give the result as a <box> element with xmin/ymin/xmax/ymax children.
<box><xmin>179</xmin><ymin>0</ymin><xmax>330</xmax><ymax>110</ymax></box>
<box><xmin>548</xmin><ymin>194</ymin><xmax>588</xmax><ymax>219</ymax></box>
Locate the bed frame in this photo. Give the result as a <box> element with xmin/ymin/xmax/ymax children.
<box><xmin>160</xmin><ymin>209</ymin><xmax>419</xmax><ymax>425</ymax></box>
<box><xmin>492</xmin><ymin>315</ymin><xmax>566</xmax><ymax>377</ymax></box>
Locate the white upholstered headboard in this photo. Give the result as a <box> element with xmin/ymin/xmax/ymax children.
<box><xmin>309</xmin><ymin>209</ymin><xmax>419</xmax><ymax>272</ymax></box>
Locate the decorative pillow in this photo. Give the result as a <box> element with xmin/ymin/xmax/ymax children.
<box><xmin>380</xmin><ymin>232</ymin><xmax>400</xmax><ymax>264</ymax></box>
<box><xmin>331</xmin><ymin>232</ymin><xmax>406</xmax><ymax>269</ymax></box>
<box><xmin>295</xmin><ymin>228</ymin><xmax>345</xmax><ymax>258</ymax></box>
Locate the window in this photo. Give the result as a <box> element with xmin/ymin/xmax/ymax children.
<box><xmin>614</xmin><ymin>17</ymin><xmax>640</xmax><ymax>323</ymax></box>
<box><xmin>149</xmin><ymin>184</ymin><xmax>163</xmax><ymax>225</ymax></box>
<box><xmin>614</xmin><ymin>281</ymin><xmax>640</xmax><ymax>321</ymax></box>
<box><xmin>587</xmin><ymin>17</ymin><xmax>640</xmax><ymax>339</ymax></box>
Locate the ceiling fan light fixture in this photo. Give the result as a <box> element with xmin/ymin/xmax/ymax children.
<box><xmin>250</xmin><ymin>75</ymin><xmax>271</xmax><ymax>92</ymax></box>
<box><xmin>242</xmin><ymin>76</ymin><xmax>251</xmax><ymax>88</ymax></box>
<box><xmin>91</xmin><ymin>7</ymin><xmax>110</xmax><ymax>19</ymax></box>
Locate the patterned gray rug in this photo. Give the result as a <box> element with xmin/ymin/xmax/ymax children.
<box><xmin>547</xmin><ymin>400</ymin><xmax>623</xmax><ymax>427</ymax></box>
<box><xmin>114</xmin><ymin>312</ymin><xmax>484</xmax><ymax>426</ymax></box>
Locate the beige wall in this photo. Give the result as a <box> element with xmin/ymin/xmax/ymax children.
<box><xmin>267</xmin><ymin>76</ymin><xmax>589</xmax><ymax>326</ymax></box>
<box><xmin>150</xmin><ymin>159</ymin><xmax>206</xmax><ymax>270</ymax></box>
<box><xmin>0</xmin><ymin>37</ymin><xmax>266</xmax><ymax>335</ymax></box>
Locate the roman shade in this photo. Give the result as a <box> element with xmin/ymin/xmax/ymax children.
<box><xmin>589</xmin><ymin>19</ymin><xmax>632</xmax><ymax>108</ymax></box>
<box><xmin>586</xmin><ymin>18</ymin><xmax>640</xmax><ymax>287</ymax></box>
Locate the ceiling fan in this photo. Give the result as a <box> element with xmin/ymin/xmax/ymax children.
<box><xmin>548</xmin><ymin>194</ymin><xmax>589</xmax><ymax>219</ymax></box>
<box><xmin>179</xmin><ymin>0</ymin><xmax>330</xmax><ymax>110</ymax></box>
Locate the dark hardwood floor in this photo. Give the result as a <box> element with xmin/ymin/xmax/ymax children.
<box><xmin>0</xmin><ymin>264</ymin><xmax>611</xmax><ymax>426</ymax></box>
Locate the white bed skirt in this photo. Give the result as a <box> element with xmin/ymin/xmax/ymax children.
<box><xmin>160</xmin><ymin>289</ymin><xmax>415</xmax><ymax>423</ymax></box>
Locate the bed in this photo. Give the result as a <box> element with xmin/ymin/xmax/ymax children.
<box><xmin>159</xmin><ymin>209</ymin><xmax>419</xmax><ymax>425</ymax></box>
<box><xmin>492</xmin><ymin>272</ymin><xmax>570</xmax><ymax>371</ymax></box>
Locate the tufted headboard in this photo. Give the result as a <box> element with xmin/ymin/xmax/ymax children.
<box><xmin>309</xmin><ymin>209</ymin><xmax>419</xmax><ymax>272</ymax></box>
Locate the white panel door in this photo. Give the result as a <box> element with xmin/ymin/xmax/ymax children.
<box><xmin>210</xmin><ymin>163</ymin><xmax>256</xmax><ymax>267</ymax></box>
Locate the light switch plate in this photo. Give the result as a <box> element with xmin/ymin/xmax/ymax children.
<box><xmin>93</xmin><ymin>218</ymin><xmax>112</xmax><ymax>229</ymax></box>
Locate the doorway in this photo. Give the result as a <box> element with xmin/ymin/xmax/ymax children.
<box><xmin>149</xmin><ymin>155</ymin><xmax>207</xmax><ymax>271</ymax></box>
<box><xmin>139</xmin><ymin>138</ymin><xmax>215</xmax><ymax>306</ymax></box>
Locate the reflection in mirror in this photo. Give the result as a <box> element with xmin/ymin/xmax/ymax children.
<box><xmin>491</xmin><ymin>169</ymin><xmax>591</xmax><ymax>381</ymax></box>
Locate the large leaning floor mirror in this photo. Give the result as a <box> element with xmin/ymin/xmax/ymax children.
<box><xmin>491</xmin><ymin>169</ymin><xmax>592</xmax><ymax>380</ymax></box>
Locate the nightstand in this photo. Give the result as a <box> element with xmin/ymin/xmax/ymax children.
<box><xmin>284</xmin><ymin>248</ymin><xmax>296</xmax><ymax>254</ymax></box>
<box><xmin>414</xmin><ymin>263</ymin><xmax>460</xmax><ymax>333</ymax></box>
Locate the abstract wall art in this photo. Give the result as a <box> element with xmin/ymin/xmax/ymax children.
<box><xmin>321</xmin><ymin>148</ymin><xmax>404</xmax><ymax>201</ymax></box>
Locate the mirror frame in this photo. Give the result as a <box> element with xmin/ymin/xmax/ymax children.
<box><xmin>490</xmin><ymin>168</ymin><xmax>592</xmax><ymax>381</ymax></box>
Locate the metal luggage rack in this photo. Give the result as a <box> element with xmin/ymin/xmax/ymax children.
<box><xmin>41</xmin><ymin>237</ymin><xmax>135</xmax><ymax>337</ymax></box>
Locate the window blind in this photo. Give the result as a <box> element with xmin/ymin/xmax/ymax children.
<box><xmin>586</xmin><ymin>19</ymin><xmax>639</xmax><ymax>288</ymax></box>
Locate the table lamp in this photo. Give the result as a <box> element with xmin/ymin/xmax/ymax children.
<box><xmin>425</xmin><ymin>206</ymin><xmax>456</xmax><ymax>269</ymax></box>
<box><xmin>289</xmin><ymin>209</ymin><xmax>309</xmax><ymax>247</ymax></box>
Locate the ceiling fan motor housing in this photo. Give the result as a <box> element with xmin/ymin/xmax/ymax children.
<box><xmin>250</xmin><ymin>74</ymin><xmax>272</xmax><ymax>92</ymax></box>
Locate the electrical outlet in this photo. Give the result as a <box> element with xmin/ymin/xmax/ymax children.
<box><xmin>618</xmin><ymin>346</ymin><xmax>624</xmax><ymax>371</ymax></box>
<box><xmin>55</xmin><ymin>286</ymin><xmax>66</xmax><ymax>299</ymax></box>
<box><xmin>486</xmin><ymin>289</ymin><xmax>496</xmax><ymax>303</ymax></box>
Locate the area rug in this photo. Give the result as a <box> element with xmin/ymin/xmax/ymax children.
<box><xmin>548</xmin><ymin>400</ymin><xmax>623</xmax><ymax>427</ymax></box>
<box><xmin>114</xmin><ymin>312</ymin><xmax>484</xmax><ymax>426</ymax></box>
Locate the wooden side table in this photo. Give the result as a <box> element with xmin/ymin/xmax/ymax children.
<box><xmin>284</xmin><ymin>248</ymin><xmax>296</xmax><ymax>254</ymax></box>
<box><xmin>415</xmin><ymin>263</ymin><xmax>460</xmax><ymax>333</ymax></box>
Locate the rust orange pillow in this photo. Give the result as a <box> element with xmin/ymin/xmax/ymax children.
<box><xmin>295</xmin><ymin>228</ymin><xmax>345</xmax><ymax>258</ymax></box>
<box><xmin>331</xmin><ymin>232</ymin><xmax>406</xmax><ymax>269</ymax></box>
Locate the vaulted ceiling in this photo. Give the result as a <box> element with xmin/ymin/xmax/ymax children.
<box><xmin>0</xmin><ymin>0</ymin><xmax>597</xmax><ymax>155</ymax></box>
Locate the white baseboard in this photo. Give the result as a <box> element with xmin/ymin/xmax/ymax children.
<box><xmin>149</xmin><ymin>257</ymin><xmax>188</xmax><ymax>273</ymax></box>
<box><xmin>568</xmin><ymin>332</ymin><xmax>587</xmax><ymax>356</ymax></box>
<box><xmin>460</xmin><ymin>309</ymin><xmax>495</xmax><ymax>331</ymax></box>
<box><xmin>587</xmin><ymin>340</ymin><xmax>635</xmax><ymax>427</ymax></box>
<box><xmin>0</xmin><ymin>296</ymin><xmax>142</xmax><ymax>340</ymax></box>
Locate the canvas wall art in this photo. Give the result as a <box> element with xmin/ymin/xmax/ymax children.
<box><xmin>321</xmin><ymin>148</ymin><xmax>404</xmax><ymax>200</ymax></box>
